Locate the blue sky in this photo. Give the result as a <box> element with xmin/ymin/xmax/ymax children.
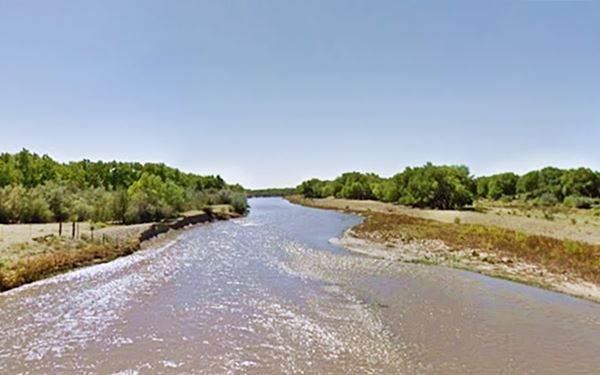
<box><xmin>0</xmin><ymin>1</ymin><xmax>598</xmax><ymax>188</ymax></box>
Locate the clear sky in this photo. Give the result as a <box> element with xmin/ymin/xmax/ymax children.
<box><xmin>0</xmin><ymin>1</ymin><xmax>598</xmax><ymax>188</ymax></box>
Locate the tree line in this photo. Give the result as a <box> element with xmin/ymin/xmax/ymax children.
<box><xmin>0</xmin><ymin>149</ymin><xmax>248</xmax><ymax>224</ymax></box>
<box><xmin>247</xmin><ymin>187</ymin><xmax>297</xmax><ymax>197</ymax></box>
<box><xmin>297</xmin><ymin>163</ymin><xmax>600</xmax><ymax>210</ymax></box>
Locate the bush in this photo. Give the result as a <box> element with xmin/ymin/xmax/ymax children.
<box><xmin>537</xmin><ymin>192</ymin><xmax>559</xmax><ymax>207</ymax></box>
<box><xmin>563</xmin><ymin>195</ymin><xmax>594</xmax><ymax>209</ymax></box>
<box><xmin>230</xmin><ymin>192</ymin><xmax>249</xmax><ymax>214</ymax></box>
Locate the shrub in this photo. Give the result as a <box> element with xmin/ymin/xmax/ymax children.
<box><xmin>229</xmin><ymin>192</ymin><xmax>249</xmax><ymax>214</ymax></box>
<box><xmin>563</xmin><ymin>195</ymin><xmax>594</xmax><ymax>209</ymax></box>
<box><xmin>537</xmin><ymin>192</ymin><xmax>559</xmax><ymax>207</ymax></box>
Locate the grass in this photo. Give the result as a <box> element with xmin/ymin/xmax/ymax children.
<box><xmin>0</xmin><ymin>204</ymin><xmax>241</xmax><ymax>292</ymax></box>
<box><xmin>354</xmin><ymin>212</ymin><xmax>600</xmax><ymax>284</ymax></box>
<box><xmin>475</xmin><ymin>198</ymin><xmax>600</xmax><ymax>227</ymax></box>
<box><xmin>0</xmin><ymin>235</ymin><xmax>139</xmax><ymax>291</ymax></box>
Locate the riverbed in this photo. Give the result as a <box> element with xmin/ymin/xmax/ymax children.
<box><xmin>1</xmin><ymin>198</ymin><xmax>599</xmax><ymax>374</ymax></box>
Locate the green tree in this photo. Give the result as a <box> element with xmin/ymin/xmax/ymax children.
<box><xmin>111</xmin><ymin>188</ymin><xmax>129</xmax><ymax>223</ymax></box>
<box><xmin>398</xmin><ymin>164</ymin><xmax>473</xmax><ymax>209</ymax></box>
<box><xmin>560</xmin><ymin>168</ymin><xmax>599</xmax><ymax>198</ymax></box>
<box><xmin>126</xmin><ymin>173</ymin><xmax>171</xmax><ymax>223</ymax></box>
<box><xmin>487</xmin><ymin>172</ymin><xmax>518</xmax><ymax>199</ymax></box>
<box><xmin>475</xmin><ymin>176</ymin><xmax>490</xmax><ymax>198</ymax></box>
<box><xmin>298</xmin><ymin>179</ymin><xmax>324</xmax><ymax>198</ymax></box>
<box><xmin>43</xmin><ymin>182</ymin><xmax>71</xmax><ymax>234</ymax></box>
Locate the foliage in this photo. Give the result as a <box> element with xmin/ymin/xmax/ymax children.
<box><xmin>396</xmin><ymin>164</ymin><xmax>473</xmax><ymax>209</ymax></box>
<box><xmin>297</xmin><ymin>163</ymin><xmax>600</xmax><ymax>210</ymax></box>
<box><xmin>229</xmin><ymin>191</ymin><xmax>250</xmax><ymax>214</ymax></box>
<box><xmin>247</xmin><ymin>187</ymin><xmax>297</xmax><ymax>197</ymax></box>
<box><xmin>563</xmin><ymin>195</ymin><xmax>596</xmax><ymax>209</ymax></box>
<box><xmin>475</xmin><ymin>173</ymin><xmax>519</xmax><ymax>200</ymax></box>
<box><xmin>0</xmin><ymin>149</ymin><xmax>247</xmax><ymax>224</ymax></box>
<box><xmin>560</xmin><ymin>168</ymin><xmax>599</xmax><ymax>198</ymax></box>
<box><xmin>297</xmin><ymin>178</ymin><xmax>324</xmax><ymax>199</ymax></box>
<box><xmin>516</xmin><ymin>167</ymin><xmax>564</xmax><ymax>201</ymax></box>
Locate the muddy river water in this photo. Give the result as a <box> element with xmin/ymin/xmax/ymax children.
<box><xmin>1</xmin><ymin>198</ymin><xmax>599</xmax><ymax>374</ymax></box>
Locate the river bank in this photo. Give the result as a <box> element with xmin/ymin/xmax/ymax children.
<box><xmin>0</xmin><ymin>205</ymin><xmax>241</xmax><ymax>291</ymax></box>
<box><xmin>288</xmin><ymin>196</ymin><xmax>600</xmax><ymax>303</ymax></box>
<box><xmin>2</xmin><ymin>197</ymin><xmax>600</xmax><ymax>373</ymax></box>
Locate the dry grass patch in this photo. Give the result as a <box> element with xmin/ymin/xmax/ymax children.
<box><xmin>0</xmin><ymin>236</ymin><xmax>139</xmax><ymax>291</ymax></box>
<box><xmin>355</xmin><ymin>212</ymin><xmax>600</xmax><ymax>284</ymax></box>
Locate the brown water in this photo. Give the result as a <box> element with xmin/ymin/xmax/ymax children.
<box><xmin>1</xmin><ymin>198</ymin><xmax>599</xmax><ymax>374</ymax></box>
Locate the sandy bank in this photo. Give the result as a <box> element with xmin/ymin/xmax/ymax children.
<box><xmin>291</xmin><ymin>196</ymin><xmax>600</xmax><ymax>245</ymax></box>
<box><xmin>289</xmin><ymin>196</ymin><xmax>600</xmax><ymax>303</ymax></box>
<box><xmin>334</xmin><ymin>229</ymin><xmax>600</xmax><ymax>303</ymax></box>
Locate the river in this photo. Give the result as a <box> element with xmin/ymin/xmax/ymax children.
<box><xmin>1</xmin><ymin>198</ymin><xmax>599</xmax><ymax>374</ymax></box>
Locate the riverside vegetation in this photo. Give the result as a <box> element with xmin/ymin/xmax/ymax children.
<box><xmin>0</xmin><ymin>149</ymin><xmax>248</xmax><ymax>291</ymax></box>
<box><xmin>297</xmin><ymin>163</ymin><xmax>600</xmax><ymax>210</ymax></box>
<box><xmin>0</xmin><ymin>149</ymin><xmax>248</xmax><ymax>225</ymax></box>
<box><xmin>293</xmin><ymin>163</ymin><xmax>600</xmax><ymax>301</ymax></box>
<box><xmin>247</xmin><ymin>187</ymin><xmax>297</xmax><ymax>197</ymax></box>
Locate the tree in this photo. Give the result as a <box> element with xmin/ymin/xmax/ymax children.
<box><xmin>486</xmin><ymin>172</ymin><xmax>518</xmax><ymax>199</ymax></box>
<box><xmin>373</xmin><ymin>180</ymin><xmax>400</xmax><ymax>203</ymax></box>
<box><xmin>298</xmin><ymin>179</ymin><xmax>324</xmax><ymax>198</ymax></box>
<box><xmin>0</xmin><ymin>151</ymin><xmax>247</xmax><ymax>224</ymax></box>
<box><xmin>126</xmin><ymin>173</ymin><xmax>170</xmax><ymax>223</ymax></box>
<box><xmin>397</xmin><ymin>164</ymin><xmax>473</xmax><ymax>209</ymax></box>
<box><xmin>560</xmin><ymin>168</ymin><xmax>599</xmax><ymax>198</ymax></box>
<box><xmin>43</xmin><ymin>182</ymin><xmax>71</xmax><ymax>235</ymax></box>
<box><xmin>517</xmin><ymin>171</ymin><xmax>540</xmax><ymax>198</ymax></box>
<box><xmin>335</xmin><ymin>172</ymin><xmax>379</xmax><ymax>200</ymax></box>
<box><xmin>517</xmin><ymin>167</ymin><xmax>564</xmax><ymax>201</ymax></box>
<box><xmin>1</xmin><ymin>185</ymin><xmax>29</xmax><ymax>223</ymax></box>
<box><xmin>111</xmin><ymin>188</ymin><xmax>129</xmax><ymax>223</ymax></box>
<box><xmin>340</xmin><ymin>181</ymin><xmax>369</xmax><ymax>200</ymax></box>
<box><xmin>320</xmin><ymin>181</ymin><xmax>342</xmax><ymax>198</ymax></box>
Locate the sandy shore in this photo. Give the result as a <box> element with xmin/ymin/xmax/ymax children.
<box><xmin>297</xmin><ymin>196</ymin><xmax>600</xmax><ymax>245</ymax></box>
<box><xmin>288</xmin><ymin>196</ymin><xmax>600</xmax><ymax>303</ymax></box>
<box><xmin>334</xmin><ymin>229</ymin><xmax>600</xmax><ymax>303</ymax></box>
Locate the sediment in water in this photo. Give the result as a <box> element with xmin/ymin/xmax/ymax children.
<box><xmin>0</xmin><ymin>210</ymin><xmax>240</xmax><ymax>292</ymax></box>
